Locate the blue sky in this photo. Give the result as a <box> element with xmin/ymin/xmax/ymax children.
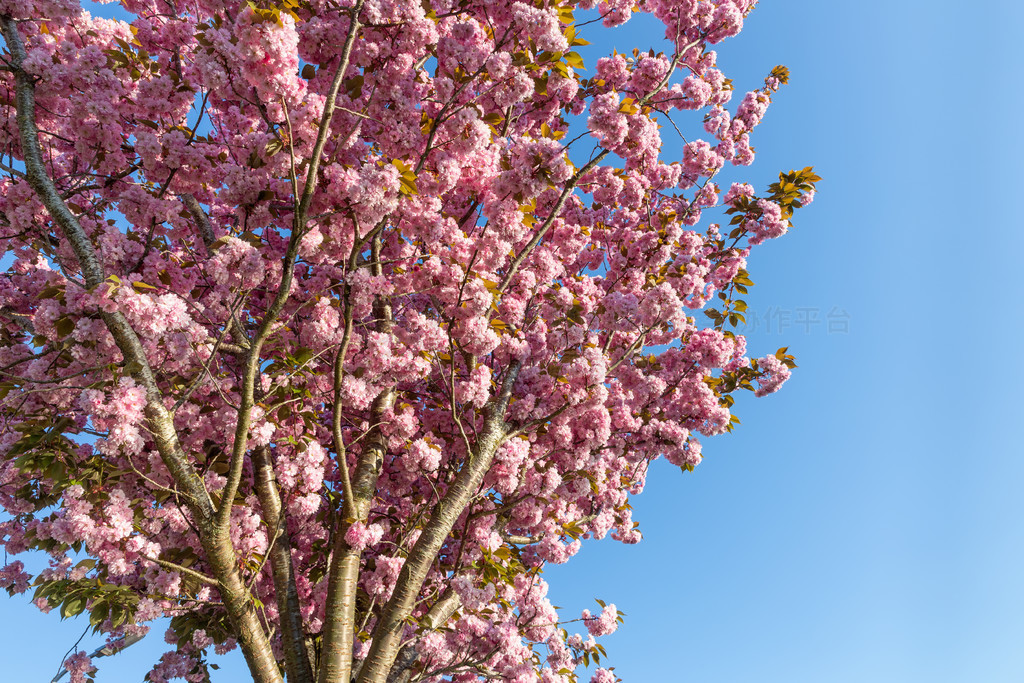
<box><xmin>5</xmin><ymin>1</ymin><xmax>1024</xmax><ymax>681</ymax></box>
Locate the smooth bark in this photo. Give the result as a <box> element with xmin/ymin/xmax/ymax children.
<box><xmin>254</xmin><ymin>446</ymin><xmax>314</xmax><ymax>683</ymax></box>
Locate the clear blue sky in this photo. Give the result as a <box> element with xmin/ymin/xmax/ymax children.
<box><xmin>4</xmin><ymin>1</ymin><xmax>1024</xmax><ymax>681</ymax></box>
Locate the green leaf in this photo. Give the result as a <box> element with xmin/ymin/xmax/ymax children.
<box><xmin>344</xmin><ymin>75</ymin><xmax>364</xmax><ymax>99</ymax></box>
<box><xmin>55</xmin><ymin>317</ymin><xmax>75</xmax><ymax>338</ymax></box>
<box><xmin>265</xmin><ymin>138</ymin><xmax>283</xmax><ymax>157</ymax></box>
<box><xmin>564</xmin><ymin>51</ymin><xmax>584</xmax><ymax>69</ymax></box>
<box><xmin>618</xmin><ymin>97</ymin><xmax>639</xmax><ymax>115</ymax></box>
<box><xmin>38</xmin><ymin>285</ymin><xmax>64</xmax><ymax>299</ymax></box>
<box><xmin>293</xmin><ymin>348</ymin><xmax>315</xmax><ymax>365</ymax></box>
<box><xmin>61</xmin><ymin>595</ymin><xmax>86</xmax><ymax>619</ymax></box>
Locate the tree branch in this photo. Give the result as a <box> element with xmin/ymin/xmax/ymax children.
<box><xmin>0</xmin><ymin>16</ymin><xmax>282</xmax><ymax>683</ymax></box>
<box><xmin>216</xmin><ymin>0</ymin><xmax>367</xmax><ymax>534</ymax></box>
<box><xmin>384</xmin><ymin>589</ymin><xmax>462</xmax><ymax>683</ymax></box>
<box><xmin>141</xmin><ymin>555</ymin><xmax>218</xmax><ymax>586</ymax></box>
<box><xmin>253</xmin><ymin>445</ymin><xmax>314</xmax><ymax>683</ymax></box>
<box><xmin>355</xmin><ymin>361</ymin><xmax>521</xmax><ymax>683</ymax></box>
<box><xmin>319</xmin><ymin>234</ymin><xmax>395</xmax><ymax>683</ymax></box>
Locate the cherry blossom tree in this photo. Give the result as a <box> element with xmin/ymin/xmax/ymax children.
<box><xmin>0</xmin><ymin>0</ymin><xmax>817</xmax><ymax>681</ymax></box>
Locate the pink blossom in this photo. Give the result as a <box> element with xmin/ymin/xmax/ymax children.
<box><xmin>64</xmin><ymin>652</ymin><xmax>96</xmax><ymax>683</ymax></box>
<box><xmin>511</xmin><ymin>3</ymin><xmax>569</xmax><ymax>53</ymax></box>
<box><xmin>582</xmin><ymin>604</ymin><xmax>619</xmax><ymax>637</ymax></box>
<box><xmin>344</xmin><ymin>522</ymin><xmax>384</xmax><ymax>552</ymax></box>
<box><xmin>754</xmin><ymin>355</ymin><xmax>793</xmax><ymax>397</ymax></box>
<box><xmin>0</xmin><ymin>561</ymin><xmax>30</xmax><ymax>594</ymax></box>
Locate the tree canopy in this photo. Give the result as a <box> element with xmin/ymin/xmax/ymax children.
<box><xmin>0</xmin><ymin>0</ymin><xmax>816</xmax><ymax>681</ymax></box>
